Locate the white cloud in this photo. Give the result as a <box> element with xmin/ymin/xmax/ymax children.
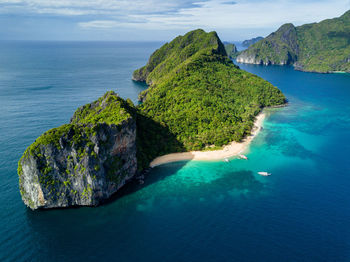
<box><xmin>76</xmin><ymin>0</ymin><xmax>350</xmax><ymax>31</ymax></box>
<box><xmin>120</xmin><ymin>0</ymin><xmax>350</xmax><ymax>30</ymax></box>
<box><xmin>0</xmin><ymin>0</ymin><xmax>204</xmax><ymax>16</ymax></box>
<box><xmin>79</xmin><ymin>20</ymin><xmax>120</xmax><ymax>29</ymax></box>
<box><xmin>1</xmin><ymin>0</ymin><xmax>350</xmax><ymax>40</ymax></box>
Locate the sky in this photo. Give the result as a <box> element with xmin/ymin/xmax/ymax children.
<box><xmin>0</xmin><ymin>0</ymin><xmax>349</xmax><ymax>41</ymax></box>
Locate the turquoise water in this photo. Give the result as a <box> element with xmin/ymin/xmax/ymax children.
<box><xmin>0</xmin><ymin>41</ymin><xmax>349</xmax><ymax>262</ymax></box>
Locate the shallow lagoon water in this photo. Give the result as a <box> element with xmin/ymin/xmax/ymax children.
<box><xmin>0</xmin><ymin>41</ymin><xmax>349</xmax><ymax>261</ymax></box>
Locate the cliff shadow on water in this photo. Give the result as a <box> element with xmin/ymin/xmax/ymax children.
<box><xmin>22</xmin><ymin>109</ymin><xmax>188</xmax><ymax>211</ymax></box>
<box><xmin>100</xmin><ymin>112</ymin><xmax>189</xmax><ymax>207</ymax></box>
<box><xmin>25</xmin><ymin>165</ymin><xmax>264</xmax><ymax>216</ymax></box>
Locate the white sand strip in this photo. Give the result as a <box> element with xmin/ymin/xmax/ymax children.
<box><xmin>149</xmin><ymin>111</ymin><xmax>265</xmax><ymax>167</ymax></box>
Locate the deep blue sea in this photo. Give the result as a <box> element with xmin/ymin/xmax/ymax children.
<box><xmin>0</xmin><ymin>41</ymin><xmax>349</xmax><ymax>262</ymax></box>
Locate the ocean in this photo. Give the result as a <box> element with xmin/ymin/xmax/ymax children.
<box><xmin>0</xmin><ymin>41</ymin><xmax>349</xmax><ymax>262</ymax></box>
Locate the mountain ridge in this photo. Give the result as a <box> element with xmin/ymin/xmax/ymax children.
<box><xmin>237</xmin><ymin>11</ymin><xmax>350</xmax><ymax>73</ymax></box>
<box><xmin>242</xmin><ymin>37</ymin><xmax>264</xmax><ymax>47</ymax></box>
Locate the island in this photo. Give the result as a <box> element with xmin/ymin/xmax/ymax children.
<box><xmin>18</xmin><ymin>29</ymin><xmax>286</xmax><ymax>210</ymax></box>
<box><xmin>242</xmin><ymin>37</ymin><xmax>263</xmax><ymax>48</ymax></box>
<box><xmin>18</xmin><ymin>92</ymin><xmax>138</xmax><ymax>209</ymax></box>
<box><xmin>236</xmin><ymin>10</ymin><xmax>350</xmax><ymax>73</ymax></box>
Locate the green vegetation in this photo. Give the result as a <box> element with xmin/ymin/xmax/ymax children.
<box><xmin>81</xmin><ymin>184</ymin><xmax>92</xmax><ymax>200</ymax></box>
<box><xmin>19</xmin><ymin>29</ymin><xmax>286</xmax><ymax>186</ymax></box>
<box><xmin>135</xmin><ymin>111</ymin><xmax>185</xmax><ymax>170</ymax></box>
<box><xmin>224</xmin><ymin>43</ymin><xmax>238</xmax><ymax>59</ymax></box>
<box><xmin>29</xmin><ymin>125</ymin><xmax>84</xmax><ymax>156</ymax></box>
<box><xmin>134</xmin><ymin>29</ymin><xmax>286</xmax><ymax>169</ymax></box>
<box><xmin>138</xmin><ymin>54</ymin><xmax>285</xmax><ymax>150</ymax></box>
<box><xmin>239</xmin><ymin>23</ymin><xmax>298</xmax><ymax>65</ymax></box>
<box><xmin>242</xmin><ymin>37</ymin><xmax>264</xmax><ymax>48</ymax></box>
<box><xmin>71</xmin><ymin>91</ymin><xmax>131</xmax><ymax>125</ymax></box>
<box><xmin>23</xmin><ymin>91</ymin><xmax>131</xmax><ymax>158</ymax></box>
<box><xmin>238</xmin><ymin>10</ymin><xmax>350</xmax><ymax>72</ymax></box>
<box><xmin>296</xmin><ymin>10</ymin><xmax>350</xmax><ymax>72</ymax></box>
<box><xmin>132</xmin><ymin>29</ymin><xmax>226</xmax><ymax>85</ymax></box>
<box><xmin>18</xmin><ymin>91</ymin><xmax>136</xmax><ymax>204</ymax></box>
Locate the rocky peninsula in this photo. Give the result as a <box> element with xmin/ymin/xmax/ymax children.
<box><xmin>18</xmin><ymin>29</ymin><xmax>286</xmax><ymax>210</ymax></box>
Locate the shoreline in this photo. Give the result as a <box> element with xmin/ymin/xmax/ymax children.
<box><xmin>149</xmin><ymin>111</ymin><xmax>266</xmax><ymax>167</ymax></box>
<box><xmin>235</xmin><ymin>60</ymin><xmax>349</xmax><ymax>75</ymax></box>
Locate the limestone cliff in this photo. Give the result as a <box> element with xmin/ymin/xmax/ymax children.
<box><xmin>18</xmin><ymin>92</ymin><xmax>137</xmax><ymax>210</ymax></box>
<box><xmin>236</xmin><ymin>10</ymin><xmax>350</xmax><ymax>73</ymax></box>
<box><xmin>237</xmin><ymin>23</ymin><xmax>298</xmax><ymax>66</ymax></box>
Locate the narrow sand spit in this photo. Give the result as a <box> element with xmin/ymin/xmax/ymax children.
<box><xmin>149</xmin><ymin>111</ymin><xmax>266</xmax><ymax>167</ymax></box>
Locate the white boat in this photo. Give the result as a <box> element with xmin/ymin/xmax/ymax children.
<box><xmin>238</xmin><ymin>154</ymin><xmax>248</xmax><ymax>160</ymax></box>
<box><xmin>224</xmin><ymin>158</ymin><xmax>229</xmax><ymax>162</ymax></box>
<box><xmin>258</xmin><ymin>172</ymin><xmax>271</xmax><ymax>176</ymax></box>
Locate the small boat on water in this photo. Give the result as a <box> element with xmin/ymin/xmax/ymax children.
<box><xmin>258</xmin><ymin>172</ymin><xmax>271</xmax><ymax>176</ymax></box>
<box><xmin>238</xmin><ymin>154</ymin><xmax>248</xmax><ymax>160</ymax></box>
<box><xmin>224</xmin><ymin>158</ymin><xmax>229</xmax><ymax>162</ymax></box>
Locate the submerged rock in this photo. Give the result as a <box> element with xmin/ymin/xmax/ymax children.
<box><xmin>18</xmin><ymin>92</ymin><xmax>137</xmax><ymax>210</ymax></box>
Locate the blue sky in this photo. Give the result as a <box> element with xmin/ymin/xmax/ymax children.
<box><xmin>0</xmin><ymin>0</ymin><xmax>349</xmax><ymax>41</ymax></box>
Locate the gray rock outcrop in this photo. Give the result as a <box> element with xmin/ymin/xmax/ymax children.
<box><xmin>18</xmin><ymin>92</ymin><xmax>137</xmax><ymax>209</ymax></box>
<box><xmin>236</xmin><ymin>23</ymin><xmax>299</xmax><ymax>66</ymax></box>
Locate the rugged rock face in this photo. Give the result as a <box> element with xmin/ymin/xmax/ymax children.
<box><xmin>236</xmin><ymin>10</ymin><xmax>350</xmax><ymax>73</ymax></box>
<box><xmin>237</xmin><ymin>23</ymin><xmax>299</xmax><ymax>66</ymax></box>
<box><xmin>18</xmin><ymin>92</ymin><xmax>137</xmax><ymax>210</ymax></box>
<box><xmin>224</xmin><ymin>43</ymin><xmax>238</xmax><ymax>59</ymax></box>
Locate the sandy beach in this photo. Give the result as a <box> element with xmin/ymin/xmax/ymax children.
<box><xmin>149</xmin><ymin>111</ymin><xmax>266</xmax><ymax>167</ymax></box>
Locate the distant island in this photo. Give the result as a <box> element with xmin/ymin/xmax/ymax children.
<box><xmin>237</xmin><ymin>10</ymin><xmax>350</xmax><ymax>73</ymax></box>
<box><xmin>242</xmin><ymin>37</ymin><xmax>264</xmax><ymax>48</ymax></box>
<box><xmin>18</xmin><ymin>29</ymin><xmax>286</xmax><ymax>210</ymax></box>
